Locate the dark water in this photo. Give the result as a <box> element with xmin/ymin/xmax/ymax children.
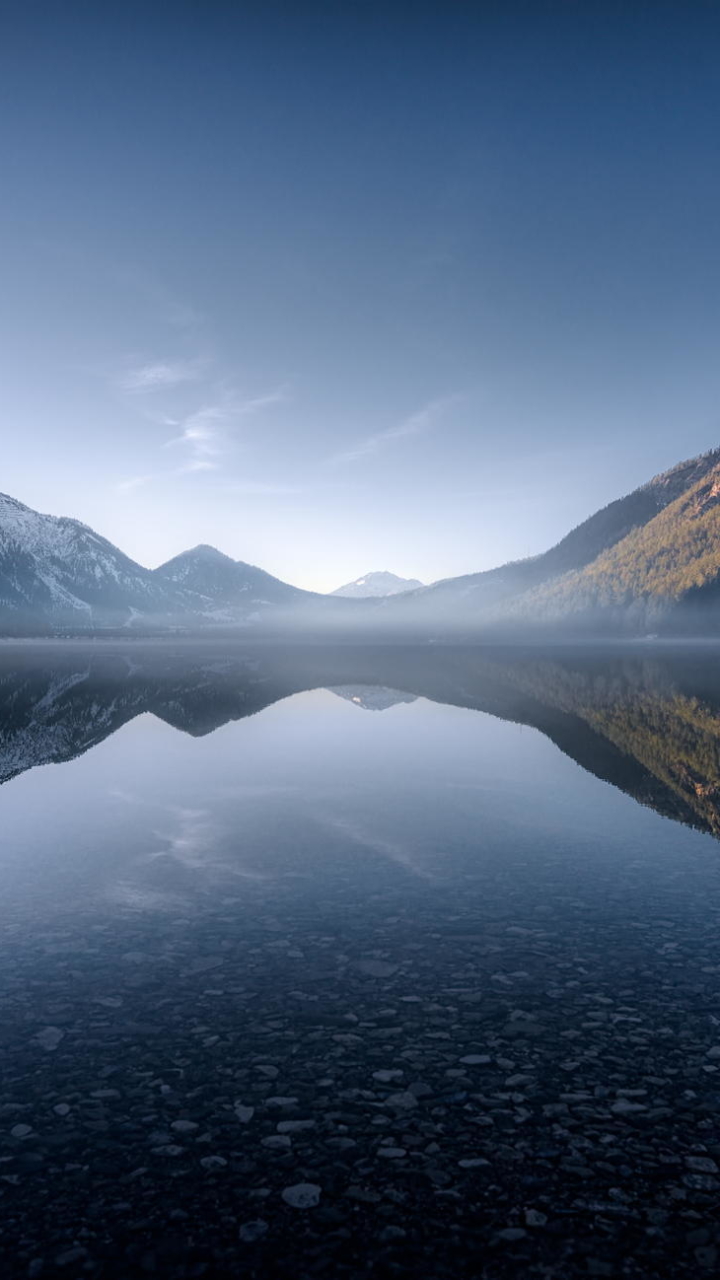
<box><xmin>2</xmin><ymin>642</ymin><xmax>720</xmax><ymax>1278</ymax></box>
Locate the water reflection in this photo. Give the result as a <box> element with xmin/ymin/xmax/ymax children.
<box><xmin>2</xmin><ymin>640</ymin><xmax>720</xmax><ymax>837</ymax></box>
<box><xmin>3</xmin><ymin>643</ymin><xmax>720</xmax><ymax>1275</ymax></box>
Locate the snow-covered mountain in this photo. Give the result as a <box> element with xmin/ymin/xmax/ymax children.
<box><xmin>0</xmin><ymin>492</ymin><xmax>175</xmax><ymax>627</ymax></box>
<box><xmin>154</xmin><ymin>545</ymin><xmax>309</xmax><ymax>622</ymax></box>
<box><xmin>331</xmin><ymin>570</ymin><xmax>424</xmax><ymax>598</ymax></box>
<box><xmin>0</xmin><ymin>492</ymin><xmax>327</xmax><ymax>631</ymax></box>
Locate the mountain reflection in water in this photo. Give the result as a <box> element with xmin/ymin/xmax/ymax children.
<box><xmin>2</xmin><ymin>641</ymin><xmax>720</xmax><ymax>839</ymax></box>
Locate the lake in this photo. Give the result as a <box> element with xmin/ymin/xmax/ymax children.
<box><xmin>1</xmin><ymin>641</ymin><xmax>720</xmax><ymax>1278</ymax></box>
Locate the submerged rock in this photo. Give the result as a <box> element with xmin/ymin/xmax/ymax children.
<box><xmin>282</xmin><ymin>1183</ymin><xmax>322</xmax><ymax>1209</ymax></box>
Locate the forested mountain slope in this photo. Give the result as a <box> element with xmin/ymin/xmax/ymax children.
<box><xmin>503</xmin><ymin>461</ymin><xmax>720</xmax><ymax>633</ymax></box>
<box><xmin>389</xmin><ymin>448</ymin><xmax>720</xmax><ymax>635</ymax></box>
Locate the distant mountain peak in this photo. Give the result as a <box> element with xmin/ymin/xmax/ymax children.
<box><xmin>331</xmin><ymin>570</ymin><xmax>424</xmax><ymax>599</ymax></box>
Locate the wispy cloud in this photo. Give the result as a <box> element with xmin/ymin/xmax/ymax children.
<box><xmin>116</xmin><ymin>474</ymin><xmax>152</xmax><ymax>493</ymax></box>
<box><xmin>326</xmin><ymin>394</ymin><xmax>462</xmax><ymax>466</ymax></box>
<box><xmin>234</xmin><ymin>387</ymin><xmax>289</xmax><ymax>416</ymax></box>
<box><xmin>115</xmin><ymin>338</ymin><xmax>289</xmax><ymax>486</ymax></box>
<box><xmin>162</xmin><ymin>387</ymin><xmax>288</xmax><ymax>475</ymax></box>
<box><xmin>163</xmin><ymin>402</ymin><xmax>233</xmax><ymax>475</ymax></box>
<box><xmin>120</xmin><ymin>358</ymin><xmax>206</xmax><ymax>393</ymax></box>
<box><xmin>164</xmin><ymin>407</ymin><xmax>224</xmax><ymax>455</ymax></box>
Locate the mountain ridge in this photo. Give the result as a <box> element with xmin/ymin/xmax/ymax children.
<box><xmin>4</xmin><ymin>445</ymin><xmax>720</xmax><ymax>635</ymax></box>
<box><xmin>385</xmin><ymin>447</ymin><xmax>720</xmax><ymax>634</ymax></box>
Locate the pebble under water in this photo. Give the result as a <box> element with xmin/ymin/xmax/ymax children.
<box><xmin>1</xmin><ymin>643</ymin><xmax>720</xmax><ymax>1278</ymax></box>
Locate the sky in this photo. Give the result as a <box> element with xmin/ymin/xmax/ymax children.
<box><xmin>2</xmin><ymin>1</ymin><xmax>720</xmax><ymax>592</ymax></box>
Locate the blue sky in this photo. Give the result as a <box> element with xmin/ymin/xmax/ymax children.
<box><xmin>2</xmin><ymin>2</ymin><xmax>720</xmax><ymax>590</ymax></box>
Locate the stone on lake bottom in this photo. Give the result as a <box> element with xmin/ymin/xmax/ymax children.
<box><xmin>355</xmin><ymin>960</ymin><xmax>399</xmax><ymax>978</ymax></box>
<box><xmin>282</xmin><ymin>1183</ymin><xmax>322</xmax><ymax>1209</ymax></box>
<box><xmin>34</xmin><ymin>1027</ymin><xmax>64</xmax><ymax>1052</ymax></box>
<box><xmin>239</xmin><ymin>1220</ymin><xmax>269</xmax><ymax>1243</ymax></box>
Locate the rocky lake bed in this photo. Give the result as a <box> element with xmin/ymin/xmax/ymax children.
<box><xmin>3</xmin><ymin>851</ymin><xmax>720</xmax><ymax>1279</ymax></box>
<box><xmin>2</xmin><ymin>647</ymin><xmax>720</xmax><ymax>1277</ymax></box>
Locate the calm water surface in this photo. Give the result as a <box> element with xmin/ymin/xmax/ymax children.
<box><xmin>2</xmin><ymin>642</ymin><xmax>720</xmax><ymax>1278</ymax></box>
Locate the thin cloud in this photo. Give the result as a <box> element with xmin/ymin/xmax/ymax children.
<box><xmin>165</xmin><ymin>414</ymin><xmax>223</xmax><ymax>454</ymax></box>
<box><xmin>162</xmin><ymin>386</ymin><xmax>288</xmax><ymax>474</ymax></box>
<box><xmin>235</xmin><ymin>387</ymin><xmax>289</xmax><ymax>416</ymax></box>
<box><xmin>327</xmin><ymin>394</ymin><xmax>462</xmax><ymax>466</ymax></box>
<box><xmin>117</xmin><ymin>341</ymin><xmax>289</xmax><ymax>482</ymax></box>
<box><xmin>120</xmin><ymin>359</ymin><xmax>206</xmax><ymax>393</ymax></box>
<box><xmin>116</xmin><ymin>474</ymin><xmax>152</xmax><ymax>493</ymax></box>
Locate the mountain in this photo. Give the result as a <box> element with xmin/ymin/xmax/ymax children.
<box><xmin>331</xmin><ymin>570</ymin><xmax>424</xmax><ymax>598</ymax></box>
<box><xmin>154</xmin><ymin>545</ymin><xmax>310</xmax><ymax>621</ymax></box>
<box><xmin>502</xmin><ymin>461</ymin><xmax>720</xmax><ymax>634</ymax></box>
<box><xmin>5</xmin><ymin>446</ymin><xmax>720</xmax><ymax>637</ymax></box>
<box><xmin>0</xmin><ymin>494</ymin><xmax>326</xmax><ymax>631</ymax></box>
<box><xmin>388</xmin><ymin>448</ymin><xmax>720</xmax><ymax>636</ymax></box>
<box><xmin>0</xmin><ymin>492</ymin><xmax>175</xmax><ymax>629</ymax></box>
